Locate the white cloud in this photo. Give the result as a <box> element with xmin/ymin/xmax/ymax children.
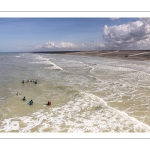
<box><xmin>30</xmin><ymin>41</ymin><xmax>106</xmax><ymax>51</ymax></box>
<box><xmin>29</xmin><ymin>41</ymin><xmax>87</xmax><ymax>51</ymax></box>
<box><xmin>26</xmin><ymin>18</ymin><xmax>150</xmax><ymax>51</ymax></box>
<box><xmin>45</xmin><ymin>42</ymin><xmax>55</xmax><ymax>48</ymax></box>
<box><xmin>102</xmin><ymin>18</ymin><xmax>150</xmax><ymax>50</ymax></box>
<box><xmin>90</xmin><ymin>41</ymin><xmax>106</xmax><ymax>49</ymax></box>
<box><xmin>34</xmin><ymin>45</ymin><xmax>43</xmax><ymax>49</ymax></box>
<box><xmin>45</xmin><ymin>41</ymin><xmax>76</xmax><ymax>48</ymax></box>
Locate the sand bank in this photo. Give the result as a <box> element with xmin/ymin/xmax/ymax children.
<box><xmin>33</xmin><ymin>50</ymin><xmax>150</xmax><ymax>61</ymax></box>
<box><xmin>65</xmin><ymin>50</ymin><xmax>150</xmax><ymax>61</ymax></box>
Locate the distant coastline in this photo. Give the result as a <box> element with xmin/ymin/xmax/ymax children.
<box><xmin>32</xmin><ymin>50</ymin><xmax>150</xmax><ymax>60</ymax></box>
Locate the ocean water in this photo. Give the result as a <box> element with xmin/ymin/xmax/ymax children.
<box><xmin>0</xmin><ymin>52</ymin><xmax>150</xmax><ymax>133</ymax></box>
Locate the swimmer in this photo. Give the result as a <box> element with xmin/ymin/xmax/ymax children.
<box><xmin>34</xmin><ymin>80</ymin><xmax>38</xmax><ymax>84</ymax></box>
<box><xmin>46</xmin><ymin>101</ymin><xmax>51</xmax><ymax>106</ymax></box>
<box><xmin>16</xmin><ymin>92</ymin><xmax>21</xmax><ymax>96</ymax></box>
<box><xmin>22</xmin><ymin>96</ymin><xmax>26</xmax><ymax>101</ymax></box>
<box><xmin>36</xmin><ymin>79</ymin><xmax>39</xmax><ymax>82</ymax></box>
<box><xmin>29</xmin><ymin>100</ymin><xmax>33</xmax><ymax>105</ymax></box>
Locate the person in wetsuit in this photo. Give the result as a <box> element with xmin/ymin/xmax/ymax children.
<box><xmin>46</xmin><ymin>101</ymin><xmax>51</xmax><ymax>106</ymax></box>
<box><xmin>23</xmin><ymin>96</ymin><xmax>26</xmax><ymax>101</ymax></box>
<box><xmin>29</xmin><ymin>100</ymin><xmax>33</xmax><ymax>105</ymax></box>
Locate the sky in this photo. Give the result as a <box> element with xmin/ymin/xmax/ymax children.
<box><xmin>1</xmin><ymin>17</ymin><xmax>150</xmax><ymax>52</ymax></box>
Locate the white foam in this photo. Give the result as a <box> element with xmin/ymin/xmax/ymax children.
<box><xmin>91</xmin><ymin>62</ymin><xmax>150</xmax><ymax>81</ymax></box>
<box><xmin>33</xmin><ymin>54</ymin><xmax>63</xmax><ymax>70</ymax></box>
<box><xmin>62</xmin><ymin>58</ymin><xmax>94</xmax><ymax>72</ymax></box>
<box><xmin>33</xmin><ymin>54</ymin><xmax>48</xmax><ymax>61</ymax></box>
<box><xmin>94</xmin><ymin>64</ymin><xmax>135</xmax><ymax>73</ymax></box>
<box><xmin>43</xmin><ymin>60</ymin><xmax>63</xmax><ymax>70</ymax></box>
<box><xmin>1</xmin><ymin>92</ymin><xmax>150</xmax><ymax>133</ymax></box>
<box><xmin>62</xmin><ymin>59</ymin><xmax>87</xmax><ymax>66</ymax></box>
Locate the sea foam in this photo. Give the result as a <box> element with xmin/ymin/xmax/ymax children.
<box><xmin>1</xmin><ymin>92</ymin><xmax>150</xmax><ymax>133</ymax></box>
<box><xmin>30</xmin><ymin>54</ymin><xmax>63</xmax><ymax>71</ymax></box>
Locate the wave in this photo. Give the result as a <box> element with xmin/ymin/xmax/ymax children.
<box><xmin>33</xmin><ymin>54</ymin><xmax>48</xmax><ymax>61</ymax></box>
<box><xmin>61</xmin><ymin>59</ymin><xmax>96</xmax><ymax>75</ymax></box>
<box><xmin>0</xmin><ymin>92</ymin><xmax>150</xmax><ymax>133</ymax></box>
<box><xmin>43</xmin><ymin>60</ymin><xmax>63</xmax><ymax>70</ymax></box>
<box><xmin>30</xmin><ymin>54</ymin><xmax>63</xmax><ymax>71</ymax></box>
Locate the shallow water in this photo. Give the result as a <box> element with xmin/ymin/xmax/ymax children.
<box><xmin>0</xmin><ymin>52</ymin><xmax>150</xmax><ymax>132</ymax></box>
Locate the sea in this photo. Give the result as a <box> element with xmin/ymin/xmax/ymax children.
<box><xmin>0</xmin><ymin>52</ymin><xmax>150</xmax><ymax>133</ymax></box>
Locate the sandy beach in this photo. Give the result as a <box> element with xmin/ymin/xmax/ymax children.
<box><xmin>64</xmin><ymin>50</ymin><xmax>150</xmax><ymax>61</ymax></box>
<box><xmin>35</xmin><ymin>50</ymin><xmax>150</xmax><ymax>61</ymax></box>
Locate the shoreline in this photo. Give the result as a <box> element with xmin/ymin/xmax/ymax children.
<box><xmin>33</xmin><ymin>50</ymin><xmax>150</xmax><ymax>61</ymax></box>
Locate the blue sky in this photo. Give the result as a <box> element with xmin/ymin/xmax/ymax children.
<box><xmin>1</xmin><ymin>17</ymin><xmax>150</xmax><ymax>52</ymax></box>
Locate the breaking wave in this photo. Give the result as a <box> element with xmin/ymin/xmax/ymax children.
<box><xmin>1</xmin><ymin>92</ymin><xmax>150</xmax><ymax>133</ymax></box>
<box><xmin>29</xmin><ymin>54</ymin><xmax>63</xmax><ymax>71</ymax></box>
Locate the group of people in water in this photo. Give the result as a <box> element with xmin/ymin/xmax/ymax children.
<box><xmin>22</xmin><ymin>79</ymin><xmax>39</xmax><ymax>84</ymax></box>
<box><xmin>19</xmin><ymin>79</ymin><xmax>51</xmax><ymax>106</ymax></box>
<box><xmin>22</xmin><ymin>96</ymin><xmax>51</xmax><ymax>106</ymax></box>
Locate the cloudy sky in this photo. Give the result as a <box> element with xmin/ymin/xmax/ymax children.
<box><xmin>1</xmin><ymin>17</ymin><xmax>150</xmax><ymax>52</ymax></box>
